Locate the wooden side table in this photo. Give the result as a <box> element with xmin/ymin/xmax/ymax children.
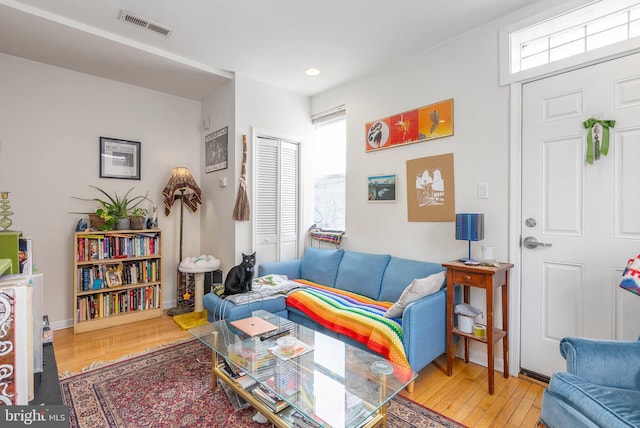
<box><xmin>443</xmin><ymin>260</ymin><xmax>514</xmax><ymax>394</ymax></box>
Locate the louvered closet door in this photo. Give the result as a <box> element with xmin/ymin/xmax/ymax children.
<box><xmin>255</xmin><ymin>136</ymin><xmax>300</xmax><ymax>267</ymax></box>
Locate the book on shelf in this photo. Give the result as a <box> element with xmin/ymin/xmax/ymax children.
<box><xmin>234</xmin><ymin>373</ymin><xmax>257</xmax><ymax>389</ymax></box>
<box><xmin>42</xmin><ymin>315</ymin><xmax>53</xmax><ymax>344</ymax></box>
<box><xmin>251</xmin><ymin>384</ymin><xmax>290</xmax><ymax>413</ymax></box>
<box><xmin>18</xmin><ymin>236</ymin><xmax>33</xmax><ymax>275</ymax></box>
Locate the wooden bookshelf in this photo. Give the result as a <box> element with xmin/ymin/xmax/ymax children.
<box><xmin>73</xmin><ymin>229</ymin><xmax>163</xmax><ymax>334</ymax></box>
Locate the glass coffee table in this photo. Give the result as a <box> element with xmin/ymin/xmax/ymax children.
<box><xmin>189</xmin><ymin>309</ymin><xmax>417</xmax><ymax>428</ymax></box>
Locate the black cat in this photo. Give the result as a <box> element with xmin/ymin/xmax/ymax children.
<box><xmin>222</xmin><ymin>252</ymin><xmax>256</xmax><ymax>297</ymax></box>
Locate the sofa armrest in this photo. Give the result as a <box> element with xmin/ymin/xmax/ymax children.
<box><xmin>560</xmin><ymin>336</ymin><xmax>640</xmax><ymax>390</ymax></box>
<box><xmin>258</xmin><ymin>259</ymin><xmax>302</xmax><ymax>279</ymax></box>
<box><xmin>401</xmin><ymin>289</ymin><xmax>447</xmax><ymax>372</ymax></box>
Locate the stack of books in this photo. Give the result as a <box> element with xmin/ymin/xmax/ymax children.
<box><xmin>222</xmin><ymin>359</ymin><xmax>257</xmax><ymax>389</ymax></box>
<box><xmin>251</xmin><ymin>384</ymin><xmax>290</xmax><ymax>413</ymax></box>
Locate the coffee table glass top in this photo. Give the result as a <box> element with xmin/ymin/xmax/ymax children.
<box><xmin>189</xmin><ymin>309</ymin><xmax>417</xmax><ymax>428</ymax></box>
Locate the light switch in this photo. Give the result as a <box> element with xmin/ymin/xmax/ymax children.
<box><xmin>478</xmin><ymin>182</ymin><xmax>489</xmax><ymax>199</ymax></box>
<box><xmin>218</xmin><ymin>177</ymin><xmax>227</xmax><ymax>187</ymax></box>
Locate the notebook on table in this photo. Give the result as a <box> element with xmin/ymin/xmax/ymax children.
<box><xmin>229</xmin><ymin>316</ymin><xmax>278</xmax><ymax>337</ymax></box>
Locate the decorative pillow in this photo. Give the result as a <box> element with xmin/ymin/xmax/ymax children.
<box><xmin>384</xmin><ymin>271</ymin><xmax>445</xmax><ymax>318</ymax></box>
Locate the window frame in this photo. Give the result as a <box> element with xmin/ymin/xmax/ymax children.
<box><xmin>499</xmin><ymin>0</ymin><xmax>640</xmax><ymax>85</ymax></box>
<box><xmin>311</xmin><ymin>111</ymin><xmax>346</xmax><ymax>231</ymax></box>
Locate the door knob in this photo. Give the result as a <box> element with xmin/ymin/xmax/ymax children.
<box><xmin>522</xmin><ymin>236</ymin><xmax>552</xmax><ymax>249</ymax></box>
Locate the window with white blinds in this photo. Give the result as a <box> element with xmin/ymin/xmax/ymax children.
<box><xmin>254</xmin><ymin>136</ymin><xmax>300</xmax><ymax>265</ymax></box>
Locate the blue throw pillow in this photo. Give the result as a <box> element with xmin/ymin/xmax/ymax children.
<box><xmin>300</xmin><ymin>247</ymin><xmax>345</xmax><ymax>286</ymax></box>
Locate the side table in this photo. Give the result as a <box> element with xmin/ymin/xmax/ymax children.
<box><xmin>179</xmin><ymin>255</ymin><xmax>221</xmax><ymax>313</ymax></box>
<box><xmin>443</xmin><ymin>260</ymin><xmax>514</xmax><ymax>394</ymax></box>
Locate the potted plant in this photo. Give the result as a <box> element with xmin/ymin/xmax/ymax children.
<box><xmin>73</xmin><ymin>186</ymin><xmax>150</xmax><ymax>231</ymax></box>
<box><xmin>128</xmin><ymin>207</ymin><xmax>148</xmax><ymax>230</ymax></box>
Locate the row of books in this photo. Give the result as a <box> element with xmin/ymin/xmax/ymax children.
<box><xmin>76</xmin><ymin>232</ymin><xmax>159</xmax><ymax>262</ymax></box>
<box><xmin>76</xmin><ymin>284</ymin><xmax>160</xmax><ymax>321</ymax></box>
<box><xmin>77</xmin><ymin>260</ymin><xmax>159</xmax><ymax>291</ymax></box>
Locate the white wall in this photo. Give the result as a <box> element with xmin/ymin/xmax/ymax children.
<box><xmin>233</xmin><ymin>75</ymin><xmax>313</xmax><ymax>268</ymax></box>
<box><xmin>0</xmin><ymin>53</ymin><xmax>203</xmax><ymax>328</ymax></box>
<box><xmin>308</xmin><ymin>6</ymin><xmax>563</xmax><ymax>371</ymax></box>
<box><xmin>200</xmin><ymin>75</ymin><xmax>312</xmax><ymax>276</ymax></box>
<box><xmin>311</xmin><ymin>24</ymin><xmax>510</xmax><ymax>264</ymax></box>
<box><xmin>200</xmin><ymin>79</ymin><xmax>236</xmax><ymax>275</ymax></box>
<box><xmin>309</xmin><ymin>0</ymin><xmax>573</xmax><ymax>372</ymax></box>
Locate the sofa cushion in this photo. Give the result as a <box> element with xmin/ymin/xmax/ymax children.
<box><xmin>203</xmin><ymin>291</ymin><xmax>288</xmax><ymax>322</ymax></box>
<box><xmin>548</xmin><ymin>372</ymin><xmax>640</xmax><ymax>428</ymax></box>
<box><xmin>384</xmin><ymin>271</ymin><xmax>445</xmax><ymax>318</ymax></box>
<box><xmin>379</xmin><ymin>257</ymin><xmax>446</xmax><ymax>302</ymax></box>
<box><xmin>334</xmin><ymin>251</ymin><xmax>390</xmax><ymax>299</ymax></box>
<box><xmin>300</xmin><ymin>247</ymin><xmax>344</xmax><ymax>287</ymax></box>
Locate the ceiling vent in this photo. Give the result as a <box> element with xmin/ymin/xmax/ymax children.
<box><xmin>118</xmin><ymin>10</ymin><xmax>174</xmax><ymax>37</ymax></box>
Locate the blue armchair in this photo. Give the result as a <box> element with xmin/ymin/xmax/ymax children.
<box><xmin>540</xmin><ymin>336</ymin><xmax>640</xmax><ymax>428</ymax></box>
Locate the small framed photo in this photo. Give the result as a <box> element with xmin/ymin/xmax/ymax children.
<box><xmin>106</xmin><ymin>267</ymin><xmax>122</xmax><ymax>288</ymax></box>
<box><xmin>368</xmin><ymin>174</ymin><xmax>397</xmax><ymax>202</ymax></box>
<box><xmin>205</xmin><ymin>126</ymin><xmax>229</xmax><ymax>173</ymax></box>
<box><xmin>100</xmin><ymin>137</ymin><xmax>141</xmax><ymax>180</ymax></box>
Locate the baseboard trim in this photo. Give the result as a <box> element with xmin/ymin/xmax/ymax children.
<box><xmin>519</xmin><ymin>369</ymin><xmax>550</xmax><ymax>386</ymax></box>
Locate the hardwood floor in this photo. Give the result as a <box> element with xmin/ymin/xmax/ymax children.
<box><xmin>53</xmin><ymin>314</ymin><xmax>544</xmax><ymax>427</ymax></box>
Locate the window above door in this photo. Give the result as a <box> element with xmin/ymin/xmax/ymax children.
<box><xmin>500</xmin><ymin>0</ymin><xmax>640</xmax><ymax>85</ymax></box>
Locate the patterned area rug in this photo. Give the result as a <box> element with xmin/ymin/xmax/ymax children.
<box><xmin>60</xmin><ymin>340</ymin><xmax>465</xmax><ymax>428</ymax></box>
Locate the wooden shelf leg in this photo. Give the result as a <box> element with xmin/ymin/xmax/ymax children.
<box><xmin>502</xmin><ymin>276</ymin><xmax>509</xmax><ymax>379</ymax></box>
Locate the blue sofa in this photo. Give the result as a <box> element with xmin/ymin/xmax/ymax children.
<box><xmin>540</xmin><ymin>336</ymin><xmax>640</xmax><ymax>428</ymax></box>
<box><xmin>203</xmin><ymin>247</ymin><xmax>451</xmax><ymax>374</ymax></box>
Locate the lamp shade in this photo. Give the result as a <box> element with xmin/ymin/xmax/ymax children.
<box><xmin>456</xmin><ymin>213</ymin><xmax>484</xmax><ymax>242</ymax></box>
<box><xmin>162</xmin><ymin>166</ymin><xmax>202</xmax><ymax>216</ymax></box>
<box><xmin>170</xmin><ymin>167</ymin><xmax>193</xmax><ymax>187</ymax></box>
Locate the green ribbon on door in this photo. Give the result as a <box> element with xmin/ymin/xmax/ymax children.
<box><xmin>583</xmin><ymin>118</ymin><xmax>615</xmax><ymax>164</ymax></box>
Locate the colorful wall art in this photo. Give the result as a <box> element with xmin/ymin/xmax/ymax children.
<box><xmin>365</xmin><ymin>99</ymin><xmax>453</xmax><ymax>152</ymax></box>
<box><xmin>406</xmin><ymin>153</ymin><xmax>455</xmax><ymax>222</ymax></box>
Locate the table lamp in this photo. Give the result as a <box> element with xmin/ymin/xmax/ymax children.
<box><xmin>456</xmin><ymin>213</ymin><xmax>484</xmax><ymax>262</ymax></box>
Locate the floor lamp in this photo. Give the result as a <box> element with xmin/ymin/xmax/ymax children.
<box><xmin>162</xmin><ymin>167</ymin><xmax>202</xmax><ymax>316</ymax></box>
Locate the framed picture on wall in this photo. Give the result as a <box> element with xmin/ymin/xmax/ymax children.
<box><xmin>365</xmin><ymin>98</ymin><xmax>454</xmax><ymax>152</ymax></box>
<box><xmin>205</xmin><ymin>126</ymin><xmax>228</xmax><ymax>173</ymax></box>
<box><xmin>368</xmin><ymin>174</ymin><xmax>397</xmax><ymax>202</ymax></box>
<box><xmin>406</xmin><ymin>153</ymin><xmax>455</xmax><ymax>222</ymax></box>
<box><xmin>99</xmin><ymin>137</ymin><xmax>141</xmax><ymax>180</ymax></box>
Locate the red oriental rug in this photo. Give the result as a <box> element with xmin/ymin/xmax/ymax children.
<box><xmin>60</xmin><ymin>339</ymin><xmax>465</xmax><ymax>428</ymax></box>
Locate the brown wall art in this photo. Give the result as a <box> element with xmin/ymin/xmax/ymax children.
<box><xmin>406</xmin><ymin>153</ymin><xmax>455</xmax><ymax>222</ymax></box>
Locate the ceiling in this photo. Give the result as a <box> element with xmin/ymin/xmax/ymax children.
<box><xmin>0</xmin><ymin>0</ymin><xmax>538</xmax><ymax>100</ymax></box>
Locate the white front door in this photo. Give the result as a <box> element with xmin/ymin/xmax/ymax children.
<box><xmin>520</xmin><ymin>53</ymin><xmax>640</xmax><ymax>378</ymax></box>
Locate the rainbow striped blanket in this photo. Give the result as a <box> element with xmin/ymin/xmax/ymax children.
<box><xmin>286</xmin><ymin>280</ymin><xmax>412</xmax><ymax>380</ymax></box>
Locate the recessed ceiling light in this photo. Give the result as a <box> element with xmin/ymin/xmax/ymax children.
<box><xmin>305</xmin><ymin>68</ymin><xmax>320</xmax><ymax>76</ymax></box>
